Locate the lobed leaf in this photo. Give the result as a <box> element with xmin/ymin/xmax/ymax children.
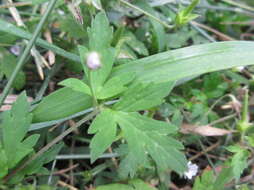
<box><xmin>59</xmin><ymin>78</ymin><xmax>91</xmax><ymax>96</ymax></box>
<box><xmin>8</xmin><ymin>143</ymin><xmax>63</xmax><ymax>184</ymax></box>
<box><xmin>79</xmin><ymin>12</ymin><xmax>116</xmax><ymax>96</ymax></box>
<box><xmin>226</xmin><ymin>145</ymin><xmax>249</xmax><ymax>180</ymax></box>
<box><xmin>193</xmin><ymin>170</ymin><xmax>215</xmax><ymax>190</ymax></box>
<box><xmin>113</xmin><ymin>82</ymin><xmax>174</xmax><ymax>112</ymax></box>
<box><xmin>88</xmin><ymin>109</ymin><xmax>117</xmax><ymax>162</ymax></box>
<box><xmin>115</xmin><ymin>111</ymin><xmax>187</xmax><ymax>177</ymax></box>
<box><xmin>97</xmin><ymin>72</ymin><xmax>135</xmax><ymax>99</ymax></box>
<box><xmin>88</xmin><ymin>12</ymin><xmax>113</xmax><ymax>51</ymax></box>
<box><xmin>1</xmin><ymin>92</ymin><xmax>35</xmax><ymax>169</ymax></box>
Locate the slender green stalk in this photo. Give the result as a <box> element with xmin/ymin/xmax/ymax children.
<box><xmin>88</xmin><ymin>71</ymin><xmax>99</xmax><ymax>107</ymax></box>
<box><xmin>151</xmin><ymin>1</ymin><xmax>254</xmax><ymax>17</ymax></box>
<box><xmin>3</xmin><ymin>110</ymin><xmax>99</xmax><ymax>182</ymax></box>
<box><xmin>0</xmin><ymin>0</ymin><xmax>58</xmax><ymax>107</ymax></box>
<box><xmin>221</xmin><ymin>0</ymin><xmax>254</xmax><ymax>12</ymax></box>
<box><xmin>198</xmin><ymin>140</ymin><xmax>217</xmax><ymax>173</ymax></box>
<box><xmin>34</xmin><ymin>63</ymin><xmax>64</xmax><ymax>102</ymax></box>
<box><xmin>56</xmin><ymin>153</ymin><xmax>118</xmax><ymax>160</ymax></box>
<box><xmin>242</xmin><ymin>89</ymin><xmax>249</xmax><ymax>123</ymax></box>
<box><xmin>239</xmin><ymin>89</ymin><xmax>249</xmax><ymax>143</ymax></box>
<box><xmin>29</xmin><ymin>100</ymin><xmax>118</xmax><ymax>131</ymax></box>
<box><xmin>119</xmin><ymin>0</ymin><xmax>174</xmax><ymax>29</ymax></box>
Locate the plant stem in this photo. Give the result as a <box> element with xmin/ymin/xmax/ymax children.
<box><xmin>34</xmin><ymin>63</ymin><xmax>64</xmax><ymax>102</ymax></box>
<box><xmin>0</xmin><ymin>0</ymin><xmax>58</xmax><ymax>107</ymax></box>
<box><xmin>221</xmin><ymin>0</ymin><xmax>254</xmax><ymax>12</ymax></box>
<box><xmin>3</xmin><ymin>110</ymin><xmax>99</xmax><ymax>182</ymax></box>
<box><xmin>242</xmin><ymin>89</ymin><xmax>249</xmax><ymax>123</ymax></box>
<box><xmin>87</xmin><ymin>71</ymin><xmax>99</xmax><ymax>107</ymax></box>
<box><xmin>240</xmin><ymin>89</ymin><xmax>249</xmax><ymax>143</ymax></box>
<box><xmin>119</xmin><ymin>0</ymin><xmax>174</xmax><ymax>29</ymax></box>
<box><xmin>55</xmin><ymin>153</ymin><xmax>118</xmax><ymax>160</ymax></box>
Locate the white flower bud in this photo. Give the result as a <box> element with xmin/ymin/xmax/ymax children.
<box><xmin>86</xmin><ymin>51</ymin><xmax>101</xmax><ymax>70</ymax></box>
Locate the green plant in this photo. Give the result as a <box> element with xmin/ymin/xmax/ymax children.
<box><xmin>59</xmin><ymin>12</ymin><xmax>187</xmax><ymax>178</ymax></box>
<box><xmin>0</xmin><ymin>92</ymin><xmax>62</xmax><ymax>184</ymax></box>
<box><xmin>29</xmin><ymin>11</ymin><xmax>254</xmax><ymax>189</ymax></box>
<box><xmin>1</xmin><ymin>0</ymin><xmax>254</xmax><ymax>189</ymax></box>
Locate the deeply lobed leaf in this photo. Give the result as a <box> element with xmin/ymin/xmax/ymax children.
<box><xmin>78</xmin><ymin>12</ymin><xmax>116</xmax><ymax>97</ymax></box>
<box><xmin>115</xmin><ymin>111</ymin><xmax>187</xmax><ymax>177</ymax></box>
<box><xmin>88</xmin><ymin>108</ymin><xmax>186</xmax><ymax>177</ymax></box>
<box><xmin>88</xmin><ymin>109</ymin><xmax>117</xmax><ymax>162</ymax></box>
<box><xmin>1</xmin><ymin>92</ymin><xmax>35</xmax><ymax>169</ymax></box>
<box><xmin>59</xmin><ymin>78</ymin><xmax>91</xmax><ymax>96</ymax></box>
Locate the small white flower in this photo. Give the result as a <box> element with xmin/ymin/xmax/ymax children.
<box><xmin>86</xmin><ymin>51</ymin><xmax>101</xmax><ymax>70</ymax></box>
<box><xmin>183</xmin><ymin>161</ymin><xmax>198</xmax><ymax>180</ymax></box>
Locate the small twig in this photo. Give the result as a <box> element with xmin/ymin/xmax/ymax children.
<box><xmin>48</xmin><ymin>159</ymin><xmax>57</xmax><ymax>185</ymax></box>
<box><xmin>0</xmin><ymin>2</ymin><xmax>32</xmax><ymax>9</ymax></box>
<box><xmin>108</xmin><ymin>147</ymin><xmax>118</xmax><ymax>168</ymax></box>
<box><xmin>191</xmin><ymin>21</ymin><xmax>235</xmax><ymax>41</ymax></box>
<box><xmin>58</xmin><ymin>180</ymin><xmax>78</xmax><ymax>190</ymax></box>
<box><xmin>53</xmin><ymin>164</ymin><xmax>79</xmax><ymax>175</ymax></box>
<box><xmin>190</xmin><ymin>22</ymin><xmax>216</xmax><ymax>42</ymax></box>
<box><xmin>209</xmin><ymin>113</ymin><xmax>236</xmax><ymax>126</ymax></box>
<box><xmin>198</xmin><ymin>140</ymin><xmax>217</xmax><ymax>173</ymax></box>
<box><xmin>169</xmin><ymin>183</ymin><xmax>181</xmax><ymax>190</ymax></box>
<box><xmin>188</xmin><ymin>149</ymin><xmax>227</xmax><ymax>161</ymax></box>
<box><xmin>189</xmin><ymin>141</ymin><xmax>220</xmax><ymax>161</ymax></box>
<box><xmin>221</xmin><ymin>21</ymin><xmax>254</xmax><ymax>25</ymax></box>
<box><xmin>70</xmin><ymin>139</ymin><xmax>75</xmax><ymax>185</ymax></box>
<box><xmin>241</xmin><ymin>33</ymin><xmax>254</xmax><ymax>40</ymax></box>
<box><xmin>44</xmin><ymin>29</ymin><xmax>56</xmax><ymax>65</ymax></box>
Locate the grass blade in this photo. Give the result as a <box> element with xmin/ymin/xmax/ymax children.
<box><xmin>0</xmin><ymin>0</ymin><xmax>58</xmax><ymax>107</ymax></box>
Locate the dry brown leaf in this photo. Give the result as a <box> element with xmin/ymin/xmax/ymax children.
<box><xmin>0</xmin><ymin>105</ymin><xmax>12</xmax><ymax>112</ymax></box>
<box><xmin>0</xmin><ymin>94</ymin><xmax>33</xmax><ymax>111</ymax></box>
<box><xmin>180</xmin><ymin>124</ymin><xmax>234</xmax><ymax>136</ymax></box>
